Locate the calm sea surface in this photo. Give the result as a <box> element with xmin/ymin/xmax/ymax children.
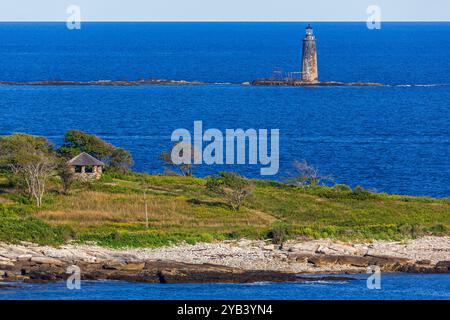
<box><xmin>1</xmin><ymin>274</ymin><xmax>449</xmax><ymax>300</ymax></box>
<box><xmin>0</xmin><ymin>22</ymin><xmax>449</xmax><ymax>197</ymax></box>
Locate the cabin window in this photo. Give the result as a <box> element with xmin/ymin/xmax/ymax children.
<box><xmin>75</xmin><ymin>166</ymin><xmax>82</xmax><ymax>173</ymax></box>
<box><xmin>85</xmin><ymin>166</ymin><xmax>94</xmax><ymax>173</ymax></box>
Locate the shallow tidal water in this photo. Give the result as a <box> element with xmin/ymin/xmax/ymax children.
<box><xmin>1</xmin><ymin>274</ymin><xmax>449</xmax><ymax>300</ymax></box>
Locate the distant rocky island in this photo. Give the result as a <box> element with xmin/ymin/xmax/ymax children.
<box><xmin>0</xmin><ymin>26</ymin><xmax>388</xmax><ymax>88</ymax></box>
<box><xmin>247</xmin><ymin>25</ymin><xmax>383</xmax><ymax>87</ymax></box>
<box><xmin>0</xmin><ymin>78</ymin><xmax>385</xmax><ymax>87</ymax></box>
<box><xmin>0</xmin><ymin>79</ymin><xmax>207</xmax><ymax>86</ymax></box>
<box><xmin>246</xmin><ymin>79</ymin><xmax>384</xmax><ymax>87</ymax></box>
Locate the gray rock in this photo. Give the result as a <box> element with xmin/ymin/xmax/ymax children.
<box><xmin>315</xmin><ymin>245</ymin><xmax>331</xmax><ymax>254</ymax></box>
<box><xmin>287</xmin><ymin>252</ymin><xmax>314</xmax><ymax>262</ymax></box>
<box><xmin>435</xmin><ymin>261</ymin><xmax>450</xmax><ymax>271</ymax></box>
<box><xmin>30</xmin><ymin>256</ymin><xmax>64</xmax><ymax>266</ymax></box>
<box><xmin>17</xmin><ymin>254</ymin><xmax>33</xmax><ymax>261</ymax></box>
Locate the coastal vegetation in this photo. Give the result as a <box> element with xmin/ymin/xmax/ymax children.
<box><xmin>0</xmin><ymin>132</ymin><xmax>449</xmax><ymax>248</ymax></box>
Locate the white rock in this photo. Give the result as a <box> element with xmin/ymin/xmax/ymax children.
<box><xmin>16</xmin><ymin>254</ymin><xmax>33</xmax><ymax>261</ymax></box>
<box><xmin>263</xmin><ymin>244</ymin><xmax>275</xmax><ymax>251</ymax></box>
<box><xmin>0</xmin><ymin>260</ymin><xmax>14</xmax><ymax>267</ymax></box>
<box><xmin>315</xmin><ymin>245</ymin><xmax>331</xmax><ymax>254</ymax></box>
<box><xmin>30</xmin><ymin>256</ymin><xmax>64</xmax><ymax>265</ymax></box>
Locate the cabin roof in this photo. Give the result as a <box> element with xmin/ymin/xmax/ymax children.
<box><xmin>68</xmin><ymin>152</ymin><xmax>105</xmax><ymax>166</ymax></box>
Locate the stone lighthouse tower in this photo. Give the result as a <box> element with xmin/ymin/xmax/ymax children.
<box><xmin>301</xmin><ymin>24</ymin><xmax>318</xmax><ymax>83</ymax></box>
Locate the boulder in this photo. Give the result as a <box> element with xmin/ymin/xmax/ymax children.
<box><xmin>287</xmin><ymin>252</ymin><xmax>314</xmax><ymax>262</ymax></box>
<box><xmin>263</xmin><ymin>244</ymin><xmax>275</xmax><ymax>251</ymax></box>
<box><xmin>315</xmin><ymin>245</ymin><xmax>331</xmax><ymax>254</ymax></box>
<box><xmin>0</xmin><ymin>259</ymin><xmax>14</xmax><ymax>267</ymax></box>
<box><xmin>364</xmin><ymin>254</ymin><xmax>410</xmax><ymax>266</ymax></box>
<box><xmin>17</xmin><ymin>254</ymin><xmax>33</xmax><ymax>261</ymax></box>
<box><xmin>335</xmin><ymin>255</ymin><xmax>371</xmax><ymax>267</ymax></box>
<box><xmin>435</xmin><ymin>261</ymin><xmax>450</xmax><ymax>272</ymax></box>
<box><xmin>120</xmin><ymin>262</ymin><xmax>145</xmax><ymax>271</ymax></box>
<box><xmin>0</xmin><ymin>256</ymin><xmax>13</xmax><ymax>262</ymax></box>
<box><xmin>308</xmin><ymin>255</ymin><xmax>339</xmax><ymax>266</ymax></box>
<box><xmin>30</xmin><ymin>256</ymin><xmax>64</xmax><ymax>266</ymax></box>
<box><xmin>102</xmin><ymin>261</ymin><xmax>126</xmax><ymax>270</ymax></box>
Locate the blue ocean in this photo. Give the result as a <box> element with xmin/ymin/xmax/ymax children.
<box><xmin>1</xmin><ymin>274</ymin><xmax>450</xmax><ymax>300</ymax></box>
<box><xmin>0</xmin><ymin>22</ymin><xmax>449</xmax><ymax>197</ymax></box>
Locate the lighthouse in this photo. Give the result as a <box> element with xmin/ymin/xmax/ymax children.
<box><xmin>301</xmin><ymin>25</ymin><xmax>318</xmax><ymax>83</ymax></box>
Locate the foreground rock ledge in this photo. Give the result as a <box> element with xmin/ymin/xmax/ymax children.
<box><xmin>1</xmin><ymin>237</ymin><xmax>449</xmax><ymax>284</ymax></box>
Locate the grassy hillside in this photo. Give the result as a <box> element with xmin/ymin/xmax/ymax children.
<box><xmin>0</xmin><ymin>172</ymin><xmax>449</xmax><ymax>247</ymax></box>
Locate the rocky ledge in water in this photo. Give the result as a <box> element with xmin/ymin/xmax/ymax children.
<box><xmin>0</xmin><ymin>259</ymin><xmax>355</xmax><ymax>284</ymax></box>
<box><xmin>246</xmin><ymin>79</ymin><xmax>385</xmax><ymax>86</ymax></box>
<box><xmin>0</xmin><ymin>78</ymin><xmax>384</xmax><ymax>87</ymax></box>
<box><xmin>0</xmin><ymin>79</ymin><xmax>206</xmax><ymax>86</ymax></box>
<box><xmin>0</xmin><ymin>236</ymin><xmax>449</xmax><ymax>284</ymax></box>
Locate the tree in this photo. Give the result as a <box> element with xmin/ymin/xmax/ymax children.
<box><xmin>59</xmin><ymin>130</ymin><xmax>133</xmax><ymax>171</ymax></box>
<box><xmin>57</xmin><ymin>160</ymin><xmax>75</xmax><ymax>195</ymax></box>
<box><xmin>206</xmin><ymin>172</ymin><xmax>253</xmax><ymax>211</ymax></box>
<box><xmin>0</xmin><ymin>134</ymin><xmax>56</xmax><ymax>206</ymax></box>
<box><xmin>110</xmin><ymin>148</ymin><xmax>134</xmax><ymax>172</ymax></box>
<box><xmin>287</xmin><ymin>160</ymin><xmax>333</xmax><ymax>187</ymax></box>
<box><xmin>160</xmin><ymin>142</ymin><xmax>198</xmax><ymax>177</ymax></box>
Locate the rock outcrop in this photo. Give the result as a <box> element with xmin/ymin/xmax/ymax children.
<box><xmin>1</xmin><ymin>237</ymin><xmax>449</xmax><ymax>284</ymax></box>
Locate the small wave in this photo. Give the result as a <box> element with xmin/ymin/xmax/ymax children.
<box><xmin>396</xmin><ymin>84</ymin><xmax>450</xmax><ymax>87</ymax></box>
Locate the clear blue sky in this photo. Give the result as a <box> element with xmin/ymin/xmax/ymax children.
<box><xmin>0</xmin><ymin>0</ymin><xmax>449</xmax><ymax>21</ymax></box>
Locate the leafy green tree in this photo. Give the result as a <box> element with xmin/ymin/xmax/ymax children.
<box><xmin>0</xmin><ymin>133</ymin><xmax>53</xmax><ymax>166</ymax></box>
<box><xmin>59</xmin><ymin>130</ymin><xmax>133</xmax><ymax>171</ymax></box>
<box><xmin>110</xmin><ymin>148</ymin><xmax>134</xmax><ymax>172</ymax></box>
<box><xmin>0</xmin><ymin>133</ymin><xmax>56</xmax><ymax>206</ymax></box>
<box><xmin>206</xmin><ymin>172</ymin><xmax>253</xmax><ymax>211</ymax></box>
<box><xmin>57</xmin><ymin>160</ymin><xmax>75</xmax><ymax>195</ymax></box>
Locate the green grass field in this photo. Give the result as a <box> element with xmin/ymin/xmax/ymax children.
<box><xmin>0</xmin><ymin>171</ymin><xmax>449</xmax><ymax>247</ymax></box>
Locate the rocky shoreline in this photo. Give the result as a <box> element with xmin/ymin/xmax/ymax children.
<box><xmin>1</xmin><ymin>237</ymin><xmax>449</xmax><ymax>284</ymax></box>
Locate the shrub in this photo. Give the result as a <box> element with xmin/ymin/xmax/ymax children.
<box><xmin>352</xmin><ymin>186</ymin><xmax>373</xmax><ymax>200</ymax></box>
<box><xmin>267</xmin><ymin>222</ymin><xmax>291</xmax><ymax>245</ymax></box>
<box><xmin>332</xmin><ymin>184</ymin><xmax>353</xmax><ymax>193</ymax></box>
<box><xmin>429</xmin><ymin>224</ymin><xmax>447</xmax><ymax>235</ymax></box>
<box><xmin>206</xmin><ymin>172</ymin><xmax>253</xmax><ymax>211</ymax></box>
<box><xmin>0</xmin><ymin>204</ymin><xmax>69</xmax><ymax>245</ymax></box>
<box><xmin>399</xmin><ymin>223</ymin><xmax>425</xmax><ymax>239</ymax></box>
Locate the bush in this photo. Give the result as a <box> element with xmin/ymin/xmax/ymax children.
<box><xmin>267</xmin><ymin>222</ymin><xmax>291</xmax><ymax>245</ymax></box>
<box><xmin>429</xmin><ymin>224</ymin><xmax>447</xmax><ymax>235</ymax></box>
<box><xmin>206</xmin><ymin>172</ymin><xmax>253</xmax><ymax>211</ymax></box>
<box><xmin>399</xmin><ymin>223</ymin><xmax>425</xmax><ymax>239</ymax></box>
<box><xmin>0</xmin><ymin>204</ymin><xmax>69</xmax><ymax>245</ymax></box>
<box><xmin>333</xmin><ymin>184</ymin><xmax>353</xmax><ymax>193</ymax></box>
<box><xmin>351</xmin><ymin>186</ymin><xmax>373</xmax><ymax>200</ymax></box>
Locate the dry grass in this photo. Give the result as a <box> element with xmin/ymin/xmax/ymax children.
<box><xmin>37</xmin><ymin>191</ymin><xmax>276</xmax><ymax>229</ymax></box>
